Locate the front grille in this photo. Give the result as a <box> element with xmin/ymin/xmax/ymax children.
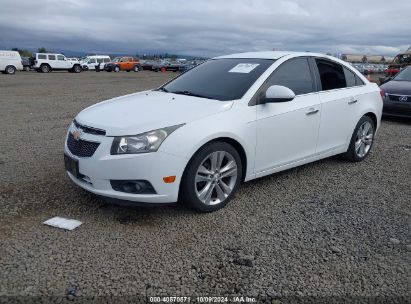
<box><xmin>388</xmin><ymin>94</ymin><xmax>410</xmax><ymax>102</ymax></box>
<box><xmin>74</xmin><ymin>120</ymin><xmax>106</xmax><ymax>136</ymax></box>
<box><xmin>67</xmin><ymin>133</ymin><xmax>100</xmax><ymax>157</ymax></box>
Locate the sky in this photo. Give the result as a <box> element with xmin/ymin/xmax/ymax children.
<box><xmin>0</xmin><ymin>0</ymin><xmax>410</xmax><ymax>57</ymax></box>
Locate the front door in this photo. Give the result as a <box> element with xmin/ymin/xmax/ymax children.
<box><xmin>254</xmin><ymin>57</ymin><xmax>321</xmax><ymax>175</ymax></box>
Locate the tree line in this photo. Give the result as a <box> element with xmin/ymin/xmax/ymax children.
<box><xmin>11</xmin><ymin>47</ymin><xmax>48</xmax><ymax>57</ymax></box>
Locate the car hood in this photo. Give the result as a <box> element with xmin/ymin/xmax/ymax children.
<box><xmin>75</xmin><ymin>91</ymin><xmax>234</xmax><ymax>136</ymax></box>
<box><xmin>381</xmin><ymin>80</ymin><xmax>411</xmax><ymax>95</ymax></box>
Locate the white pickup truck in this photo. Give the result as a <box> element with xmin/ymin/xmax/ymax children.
<box><xmin>32</xmin><ymin>53</ymin><xmax>82</xmax><ymax>73</ymax></box>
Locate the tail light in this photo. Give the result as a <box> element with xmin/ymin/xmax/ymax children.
<box><xmin>380</xmin><ymin>88</ymin><xmax>385</xmax><ymax>101</ymax></box>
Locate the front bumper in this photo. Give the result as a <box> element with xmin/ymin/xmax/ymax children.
<box><xmin>64</xmin><ymin>132</ymin><xmax>188</xmax><ymax>204</ymax></box>
<box><xmin>383</xmin><ymin>99</ymin><xmax>411</xmax><ymax>118</ymax></box>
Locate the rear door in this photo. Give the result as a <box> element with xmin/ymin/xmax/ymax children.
<box><xmin>254</xmin><ymin>57</ymin><xmax>321</xmax><ymax>174</ymax></box>
<box><xmin>47</xmin><ymin>54</ymin><xmax>57</xmax><ymax>68</ymax></box>
<box><xmin>313</xmin><ymin>58</ymin><xmax>363</xmax><ymax>153</ymax></box>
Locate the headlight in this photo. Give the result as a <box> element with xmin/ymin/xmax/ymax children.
<box><xmin>110</xmin><ymin>124</ymin><xmax>184</xmax><ymax>155</ymax></box>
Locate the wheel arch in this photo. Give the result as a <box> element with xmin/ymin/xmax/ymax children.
<box><xmin>177</xmin><ymin>136</ymin><xmax>248</xmax><ymax>203</ymax></box>
<box><xmin>364</xmin><ymin>112</ymin><xmax>378</xmax><ymax>129</ymax></box>
<box><xmin>182</xmin><ymin>137</ymin><xmax>248</xmax><ymax>182</ymax></box>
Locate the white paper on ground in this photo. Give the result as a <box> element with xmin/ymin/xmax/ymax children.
<box><xmin>43</xmin><ymin>217</ymin><xmax>82</xmax><ymax>231</ymax></box>
<box><xmin>228</xmin><ymin>63</ymin><xmax>260</xmax><ymax>74</ymax></box>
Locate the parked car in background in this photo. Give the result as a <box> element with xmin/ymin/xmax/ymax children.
<box><xmin>81</xmin><ymin>55</ymin><xmax>111</xmax><ymax>70</ymax></box>
<box><xmin>104</xmin><ymin>57</ymin><xmax>142</xmax><ymax>72</ymax></box>
<box><xmin>0</xmin><ymin>50</ymin><xmax>23</xmax><ymax>74</ymax></box>
<box><xmin>386</xmin><ymin>52</ymin><xmax>411</xmax><ymax>77</ymax></box>
<box><xmin>352</xmin><ymin>63</ymin><xmax>366</xmax><ymax>74</ymax></box>
<box><xmin>380</xmin><ymin>66</ymin><xmax>411</xmax><ymax>117</ymax></box>
<box><xmin>64</xmin><ymin>51</ymin><xmax>382</xmax><ymax>212</ymax></box>
<box><xmin>32</xmin><ymin>53</ymin><xmax>82</xmax><ymax>73</ymax></box>
<box><xmin>152</xmin><ymin>60</ymin><xmax>186</xmax><ymax>72</ymax></box>
<box><xmin>21</xmin><ymin>56</ymin><xmax>31</xmax><ymax>71</ymax></box>
<box><xmin>139</xmin><ymin>60</ymin><xmax>156</xmax><ymax>70</ymax></box>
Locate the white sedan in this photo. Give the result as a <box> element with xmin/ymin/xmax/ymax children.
<box><xmin>64</xmin><ymin>51</ymin><xmax>383</xmax><ymax>212</ymax></box>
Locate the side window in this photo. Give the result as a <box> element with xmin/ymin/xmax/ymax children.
<box><xmin>355</xmin><ymin>74</ymin><xmax>364</xmax><ymax>86</ymax></box>
<box><xmin>48</xmin><ymin>55</ymin><xmax>56</xmax><ymax>60</ymax></box>
<box><xmin>97</xmin><ymin>58</ymin><xmax>103</xmax><ymax>63</ymax></box>
<box><xmin>343</xmin><ymin>67</ymin><xmax>356</xmax><ymax>87</ymax></box>
<box><xmin>315</xmin><ymin>59</ymin><xmax>346</xmax><ymax>91</ymax></box>
<box><xmin>57</xmin><ymin>55</ymin><xmax>65</xmax><ymax>61</ymax></box>
<box><xmin>266</xmin><ymin>58</ymin><xmax>315</xmax><ymax>95</ymax></box>
<box><xmin>89</xmin><ymin>58</ymin><xmax>96</xmax><ymax>64</ymax></box>
<box><xmin>38</xmin><ymin>54</ymin><xmax>46</xmax><ymax>60</ymax></box>
<box><xmin>104</xmin><ymin>58</ymin><xmax>110</xmax><ymax>63</ymax></box>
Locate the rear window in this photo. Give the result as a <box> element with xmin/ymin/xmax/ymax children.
<box><xmin>344</xmin><ymin>67</ymin><xmax>365</xmax><ymax>87</ymax></box>
<box><xmin>344</xmin><ymin>67</ymin><xmax>356</xmax><ymax>87</ymax></box>
<box><xmin>162</xmin><ymin>58</ymin><xmax>275</xmax><ymax>101</ymax></box>
<box><xmin>316</xmin><ymin>59</ymin><xmax>346</xmax><ymax>91</ymax></box>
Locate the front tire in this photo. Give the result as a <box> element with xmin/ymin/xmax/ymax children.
<box><xmin>180</xmin><ymin>142</ymin><xmax>242</xmax><ymax>212</ymax></box>
<box><xmin>114</xmin><ymin>66</ymin><xmax>120</xmax><ymax>72</ymax></box>
<box><xmin>72</xmin><ymin>65</ymin><xmax>81</xmax><ymax>73</ymax></box>
<box><xmin>343</xmin><ymin>116</ymin><xmax>375</xmax><ymax>162</ymax></box>
<box><xmin>5</xmin><ymin>65</ymin><xmax>16</xmax><ymax>74</ymax></box>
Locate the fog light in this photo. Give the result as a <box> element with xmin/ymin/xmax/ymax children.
<box><xmin>110</xmin><ymin>180</ymin><xmax>156</xmax><ymax>194</ymax></box>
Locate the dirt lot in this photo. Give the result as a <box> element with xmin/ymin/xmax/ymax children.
<box><xmin>0</xmin><ymin>71</ymin><xmax>410</xmax><ymax>302</ymax></box>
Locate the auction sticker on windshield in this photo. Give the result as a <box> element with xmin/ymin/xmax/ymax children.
<box><xmin>229</xmin><ymin>63</ymin><xmax>260</xmax><ymax>73</ymax></box>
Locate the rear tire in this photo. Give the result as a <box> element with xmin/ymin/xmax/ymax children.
<box><xmin>133</xmin><ymin>65</ymin><xmax>139</xmax><ymax>72</ymax></box>
<box><xmin>343</xmin><ymin>116</ymin><xmax>375</xmax><ymax>162</ymax></box>
<box><xmin>5</xmin><ymin>65</ymin><xmax>16</xmax><ymax>74</ymax></box>
<box><xmin>40</xmin><ymin>64</ymin><xmax>50</xmax><ymax>73</ymax></box>
<box><xmin>180</xmin><ymin>142</ymin><xmax>242</xmax><ymax>213</ymax></box>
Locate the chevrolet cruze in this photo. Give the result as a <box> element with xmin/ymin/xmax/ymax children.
<box><xmin>64</xmin><ymin>51</ymin><xmax>383</xmax><ymax>212</ymax></box>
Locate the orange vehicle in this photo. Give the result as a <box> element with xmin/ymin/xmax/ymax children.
<box><xmin>104</xmin><ymin>57</ymin><xmax>142</xmax><ymax>72</ymax></box>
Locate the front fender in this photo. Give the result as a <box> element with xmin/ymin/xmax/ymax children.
<box><xmin>159</xmin><ymin>106</ymin><xmax>256</xmax><ymax>181</ymax></box>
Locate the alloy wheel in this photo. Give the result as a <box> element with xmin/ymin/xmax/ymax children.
<box><xmin>355</xmin><ymin>121</ymin><xmax>374</xmax><ymax>158</ymax></box>
<box><xmin>195</xmin><ymin>151</ymin><xmax>238</xmax><ymax>205</ymax></box>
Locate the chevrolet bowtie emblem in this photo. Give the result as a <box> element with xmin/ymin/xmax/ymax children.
<box><xmin>72</xmin><ymin>130</ymin><xmax>82</xmax><ymax>141</ymax></box>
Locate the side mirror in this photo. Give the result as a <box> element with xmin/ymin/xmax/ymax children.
<box><xmin>261</xmin><ymin>85</ymin><xmax>295</xmax><ymax>103</ymax></box>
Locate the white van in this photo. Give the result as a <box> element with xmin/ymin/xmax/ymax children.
<box><xmin>81</xmin><ymin>55</ymin><xmax>111</xmax><ymax>70</ymax></box>
<box><xmin>0</xmin><ymin>50</ymin><xmax>23</xmax><ymax>74</ymax></box>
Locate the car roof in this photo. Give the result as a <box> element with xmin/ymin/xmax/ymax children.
<box><xmin>213</xmin><ymin>51</ymin><xmax>325</xmax><ymax>60</ymax></box>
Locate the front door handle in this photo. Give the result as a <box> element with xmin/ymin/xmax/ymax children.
<box><xmin>348</xmin><ymin>99</ymin><xmax>358</xmax><ymax>105</ymax></box>
<box><xmin>306</xmin><ymin>108</ymin><xmax>319</xmax><ymax>115</ymax></box>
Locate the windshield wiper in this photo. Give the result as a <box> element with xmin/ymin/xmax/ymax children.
<box><xmin>171</xmin><ymin>90</ymin><xmax>212</xmax><ymax>99</ymax></box>
<box><xmin>156</xmin><ymin>87</ymin><xmax>169</xmax><ymax>92</ymax></box>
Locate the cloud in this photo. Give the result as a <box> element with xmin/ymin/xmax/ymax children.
<box><xmin>0</xmin><ymin>0</ymin><xmax>409</xmax><ymax>56</ymax></box>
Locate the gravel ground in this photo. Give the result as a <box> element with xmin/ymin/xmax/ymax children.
<box><xmin>0</xmin><ymin>71</ymin><xmax>410</xmax><ymax>302</ymax></box>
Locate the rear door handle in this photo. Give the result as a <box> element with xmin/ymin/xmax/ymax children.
<box><xmin>348</xmin><ymin>99</ymin><xmax>358</xmax><ymax>105</ymax></box>
<box><xmin>306</xmin><ymin>108</ymin><xmax>319</xmax><ymax>115</ymax></box>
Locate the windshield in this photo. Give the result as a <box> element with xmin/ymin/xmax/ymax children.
<box><xmin>393</xmin><ymin>67</ymin><xmax>411</xmax><ymax>81</ymax></box>
<box><xmin>161</xmin><ymin>58</ymin><xmax>275</xmax><ymax>101</ymax></box>
<box><xmin>112</xmin><ymin>57</ymin><xmax>120</xmax><ymax>62</ymax></box>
